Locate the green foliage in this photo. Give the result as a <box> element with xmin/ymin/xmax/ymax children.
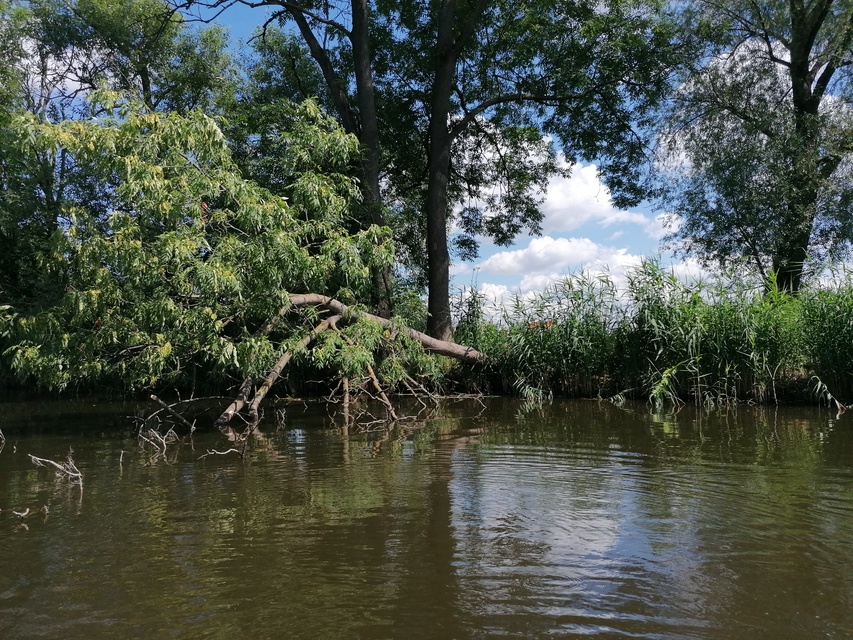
<box><xmin>3</xmin><ymin>95</ymin><xmax>392</xmax><ymax>391</ymax></box>
<box><xmin>800</xmin><ymin>273</ymin><xmax>853</xmax><ymax>397</ymax></box>
<box><xmin>0</xmin><ymin>0</ymin><xmax>236</xmax><ymax>319</ymax></box>
<box><xmin>657</xmin><ymin>0</ymin><xmax>853</xmax><ymax>290</ymax></box>
<box><xmin>374</xmin><ymin>0</ymin><xmax>680</xmax><ymax>280</ymax></box>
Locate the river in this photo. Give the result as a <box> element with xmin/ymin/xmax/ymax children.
<box><xmin>1</xmin><ymin>397</ymin><xmax>852</xmax><ymax>639</ymax></box>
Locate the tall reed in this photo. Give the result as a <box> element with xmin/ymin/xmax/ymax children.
<box><xmin>458</xmin><ymin>259</ymin><xmax>853</xmax><ymax>406</ymax></box>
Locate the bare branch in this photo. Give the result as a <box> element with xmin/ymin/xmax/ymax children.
<box><xmin>29</xmin><ymin>452</ymin><xmax>83</xmax><ymax>486</ymax></box>
<box><xmin>288</xmin><ymin>293</ymin><xmax>485</xmax><ymax>362</ymax></box>
<box><xmin>450</xmin><ymin>89</ymin><xmax>598</xmax><ymax>141</ymax></box>
<box><xmin>198</xmin><ymin>447</ymin><xmax>240</xmax><ymax>460</ymax></box>
<box><xmin>149</xmin><ymin>394</ymin><xmax>196</xmax><ymax>435</ymax></box>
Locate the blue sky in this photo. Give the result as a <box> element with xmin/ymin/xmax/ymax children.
<box><xmin>204</xmin><ymin>6</ymin><xmax>694</xmax><ymax>302</ymax></box>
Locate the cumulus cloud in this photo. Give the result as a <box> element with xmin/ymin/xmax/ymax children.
<box><xmin>541</xmin><ymin>161</ymin><xmax>662</xmax><ymax>239</ymax></box>
<box><xmin>477</xmin><ymin>236</ymin><xmax>644</xmax><ymax>282</ymax></box>
<box><xmin>478</xmin><ymin>236</ymin><xmax>604</xmax><ymax>274</ymax></box>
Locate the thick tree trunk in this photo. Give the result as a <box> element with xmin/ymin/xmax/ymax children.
<box><xmin>768</xmin><ymin>0</ymin><xmax>844</xmax><ymax>293</ymax></box>
<box><xmin>425</xmin><ymin>0</ymin><xmax>460</xmax><ymax>342</ymax></box>
<box><xmin>351</xmin><ymin>0</ymin><xmax>394</xmax><ymax>318</ymax></box>
<box><xmin>772</xmin><ymin>228</ymin><xmax>811</xmax><ymax>292</ymax></box>
<box><xmin>287</xmin><ymin>2</ymin><xmax>394</xmax><ymax>318</ymax></box>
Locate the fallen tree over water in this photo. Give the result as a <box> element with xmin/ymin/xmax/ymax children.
<box><xmin>2</xmin><ymin>97</ymin><xmax>486</xmax><ymax>418</ymax></box>
<box><xmin>215</xmin><ymin>294</ymin><xmax>483</xmax><ymax>430</ymax></box>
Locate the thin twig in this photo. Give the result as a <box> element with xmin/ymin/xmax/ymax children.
<box><xmin>197</xmin><ymin>448</ymin><xmax>240</xmax><ymax>460</ymax></box>
<box><xmin>150</xmin><ymin>394</ymin><xmax>196</xmax><ymax>435</ymax></box>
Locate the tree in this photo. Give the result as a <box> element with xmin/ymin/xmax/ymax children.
<box><xmin>3</xmin><ymin>95</ymin><xmax>396</xmax><ymax>391</ymax></box>
<box><xmin>3</xmin><ymin>94</ymin><xmax>481</xmax><ymax>422</ymax></box>
<box><xmin>379</xmin><ymin>0</ymin><xmax>678</xmax><ymax>340</ymax></box>
<box><xmin>0</xmin><ymin>0</ymin><xmax>235</xmax><ymax>312</ymax></box>
<box><xmin>659</xmin><ymin>0</ymin><xmax>853</xmax><ymax>291</ymax></box>
<box><xmin>181</xmin><ymin>0</ymin><xmax>678</xmax><ymax>341</ymax></box>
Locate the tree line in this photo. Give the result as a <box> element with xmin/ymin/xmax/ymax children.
<box><xmin>0</xmin><ymin>0</ymin><xmax>851</xmax><ymax>403</ymax></box>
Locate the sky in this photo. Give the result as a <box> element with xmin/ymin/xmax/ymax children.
<box><xmin>203</xmin><ymin>6</ymin><xmax>697</xmax><ymax>304</ymax></box>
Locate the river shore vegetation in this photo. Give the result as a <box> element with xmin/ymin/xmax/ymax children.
<box><xmin>455</xmin><ymin>261</ymin><xmax>853</xmax><ymax>409</ymax></box>
<box><xmin>1</xmin><ymin>0</ymin><xmax>852</xmax><ymax>423</ymax></box>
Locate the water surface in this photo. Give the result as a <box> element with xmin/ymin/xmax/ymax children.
<box><xmin>1</xmin><ymin>398</ymin><xmax>852</xmax><ymax>639</ymax></box>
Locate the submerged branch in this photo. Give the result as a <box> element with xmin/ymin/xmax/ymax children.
<box><xmin>29</xmin><ymin>451</ymin><xmax>83</xmax><ymax>486</ymax></box>
<box><xmin>150</xmin><ymin>394</ymin><xmax>196</xmax><ymax>435</ymax></box>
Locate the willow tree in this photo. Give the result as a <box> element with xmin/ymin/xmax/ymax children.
<box><xmin>660</xmin><ymin>0</ymin><xmax>853</xmax><ymax>291</ymax></box>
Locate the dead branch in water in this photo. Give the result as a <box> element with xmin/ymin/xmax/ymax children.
<box><xmin>29</xmin><ymin>451</ymin><xmax>83</xmax><ymax>487</ymax></box>
<box><xmin>149</xmin><ymin>394</ymin><xmax>197</xmax><ymax>435</ymax></box>
<box><xmin>197</xmin><ymin>448</ymin><xmax>240</xmax><ymax>460</ymax></box>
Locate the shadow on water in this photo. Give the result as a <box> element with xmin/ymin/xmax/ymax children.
<box><xmin>1</xmin><ymin>397</ymin><xmax>852</xmax><ymax>639</ymax></box>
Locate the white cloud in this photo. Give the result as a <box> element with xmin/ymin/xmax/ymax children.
<box><xmin>478</xmin><ymin>236</ymin><xmax>604</xmax><ymax>274</ymax></box>
<box><xmin>518</xmin><ymin>272</ymin><xmax>562</xmax><ymax>293</ymax></box>
<box><xmin>477</xmin><ymin>236</ymin><xmax>646</xmax><ymax>281</ymax></box>
<box><xmin>467</xmin><ymin>253</ymin><xmax>716</xmax><ymax>319</ymax></box>
<box><xmin>541</xmin><ymin>161</ymin><xmax>662</xmax><ymax>238</ymax></box>
<box><xmin>449</xmin><ymin>262</ymin><xmax>472</xmax><ymax>277</ymax></box>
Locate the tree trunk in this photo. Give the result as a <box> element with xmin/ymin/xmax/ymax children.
<box><xmin>351</xmin><ymin>0</ymin><xmax>393</xmax><ymax>318</ymax></box>
<box><xmin>288</xmin><ymin>2</ymin><xmax>393</xmax><ymax>318</ymax></box>
<box><xmin>288</xmin><ymin>293</ymin><xmax>485</xmax><ymax>362</ymax></box>
<box><xmin>769</xmin><ymin>0</ymin><xmax>843</xmax><ymax>292</ymax></box>
<box><xmin>425</xmin><ymin>0</ymin><xmax>459</xmax><ymax>342</ymax></box>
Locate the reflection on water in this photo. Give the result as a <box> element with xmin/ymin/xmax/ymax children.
<box><xmin>1</xmin><ymin>398</ymin><xmax>852</xmax><ymax>639</ymax></box>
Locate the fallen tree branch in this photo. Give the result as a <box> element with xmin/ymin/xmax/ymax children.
<box><xmin>288</xmin><ymin>294</ymin><xmax>485</xmax><ymax>362</ymax></box>
<box><xmin>198</xmin><ymin>448</ymin><xmax>240</xmax><ymax>460</ymax></box>
<box><xmin>29</xmin><ymin>452</ymin><xmax>83</xmax><ymax>486</ymax></box>
<box><xmin>330</xmin><ymin>319</ymin><xmax>398</xmax><ymax>421</ymax></box>
<box><xmin>246</xmin><ymin>314</ymin><xmax>343</xmax><ymax>425</ymax></box>
<box><xmin>366</xmin><ymin>363</ymin><xmax>398</xmax><ymax>421</ymax></box>
<box><xmin>150</xmin><ymin>394</ymin><xmax>196</xmax><ymax>435</ymax></box>
<box><xmin>215</xmin><ymin>376</ymin><xmax>254</xmax><ymax>431</ymax></box>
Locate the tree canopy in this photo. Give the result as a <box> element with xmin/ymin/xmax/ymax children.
<box><xmin>659</xmin><ymin>0</ymin><xmax>853</xmax><ymax>291</ymax></box>
<box><xmin>181</xmin><ymin>0</ymin><xmax>679</xmax><ymax>339</ymax></box>
<box><xmin>3</xmin><ymin>95</ymin><xmax>394</xmax><ymax>390</ymax></box>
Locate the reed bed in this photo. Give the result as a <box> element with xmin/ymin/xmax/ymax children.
<box><xmin>455</xmin><ymin>260</ymin><xmax>853</xmax><ymax>406</ymax></box>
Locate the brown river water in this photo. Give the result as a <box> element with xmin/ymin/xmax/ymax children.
<box><xmin>1</xmin><ymin>397</ymin><xmax>852</xmax><ymax>639</ymax></box>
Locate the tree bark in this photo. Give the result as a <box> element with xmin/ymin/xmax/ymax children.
<box><xmin>285</xmin><ymin>2</ymin><xmax>393</xmax><ymax>317</ymax></box>
<box><xmin>247</xmin><ymin>314</ymin><xmax>343</xmax><ymax>423</ymax></box>
<box><xmin>425</xmin><ymin>0</ymin><xmax>461</xmax><ymax>342</ymax></box>
<box><xmin>767</xmin><ymin>0</ymin><xmax>846</xmax><ymax>291</ymax></box>
<box><xmin>423</xmin><ymin>0</ymin><xmax>489</xmax><ymax>340</ymax></box>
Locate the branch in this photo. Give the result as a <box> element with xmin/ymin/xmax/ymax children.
<box><xmin>29</xmin><ymin>452</ymin><xmax>83</xmax><ymax>486</ymax></box>
<box><xmin>287</xmin><ymin>6</ymin><xmax>358</xmax><ymax>135</ymax></box>
<box><xmin>287</xmin><ymin>293</ymin><xmax>485</xmax><ymax>362</ymax></box>
<box><xmin>245</xmin><ymin>314</ymin><xmax>344</xmax><ymax>423</ymax></box>
<box><xmin>215</xmin><ymin>376</ymin><xmax>254</xmax><ymax>429</ymax></box>
<box><xmin>242</xmin><ymin>0</ymin><xmax>351</xmax><ymax>36</ymax></box>
<box><xmin>331</xmin><ymin>320</ymin><xmax>398</xmax><ymax>420</ymax></box>
<box><xmin>179</xmin><ymin>0</ymin><xmax>350</xmax><ymax>35</ymax></box>
<box><xmin>450</xmin><ymin>89</ymin><xmax>596</xmax><ymax>140</ymax></box>
<box><xmin>149</xmin><ymin>394</ymin><xmax>196</xmax><ymax>435</ymax></box>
